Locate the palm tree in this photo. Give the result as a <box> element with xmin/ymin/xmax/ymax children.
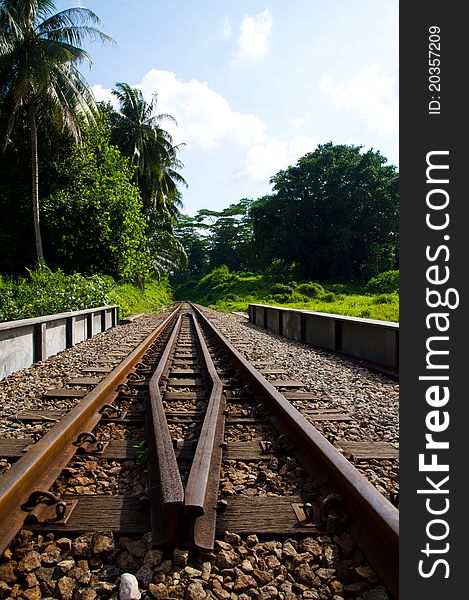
<box><xmin>0</xmin><ymin>0</ymin><xmax>113</xmax><ymax>262</ymax></box>
<box><xmin>110</xmin><ymin>82</ymin><xmax>187</xmax><ymax>221</ymax></box>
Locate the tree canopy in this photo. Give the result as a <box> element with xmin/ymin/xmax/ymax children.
<box><xmin>176</xmin><ymin>144</ymin><xmax>399</xmax><ymax>284</ymax></box>
<box><xmin>108</xmin><ymin>83</ymin><xmax>186</xmax><ymax>221</ymax></box>
<box><xmin>42</xmin><ymin>117</ymin><xmax>147</xmax><ymax>280</ymax></box>
<box><xmin>0</xmin><ymin>7</ymin><xmax>396</xmax><ymax>296</ymax></box>
<box><xmin>250</xmin><ymin>143</ymin><xmax>398</xmax><ymax>281</ymax></box>
<box><xmin>0</xmin><ymin>0</ymin><xmax>113</xmax><ymax>261</ymax></box>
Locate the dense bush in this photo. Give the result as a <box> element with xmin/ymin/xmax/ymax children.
<box><xmin>371</xmin><ymin>294</ymin><xmax>395</xmax><ymax>305</ymax></box>
<box><xmin>366</xmin><ymin>270</ymin><xmax>399</xmax><ymax>294</ymax></box>
<box><xmin>296</xmin><ymin>282</ymin><xmax>325</xmax><ymax>298</ymax></box>
<box><xmin>270</xmin><ymin>294</ymin><xmax>291</xmax><ymax>304</ymax></box>
<box><xmin>0</xmin><ymin>268</ymin><xmax>174</xmax><ymax>322</ymax></box>
<box><xmin>270</xmin><ymin>283</ymin><xmax>294</xmax><ymax>295</ymax></box>
<box><xmin>265</xmin><ymin>259</ymin><xmax>297</xmax><ymax>281</ymax></box>
<box><xmin>42</xmin><ymin>124</ymin><xmax>147</xmax><ymax>282</ymax></box>
<box><xmin>195</xmin><ymin>265</ymin><xmax>239</xmax><ymax>299</ymax></box>
<box><xmin>174</xmin><ymin>267</ymin><xmax>399</xmax><ymax>322</ymax></box>
<box><xmin>0</xmin><ymin>267</ymin><xmax>113</xmax><ymax>322</ymax></box>
<box><xmin>327</xmin><ymin>283</ymin><xmax>348</xmax><ymax>294</ymax></box>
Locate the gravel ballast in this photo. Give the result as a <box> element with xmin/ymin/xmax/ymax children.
<box><xmin>0</xmin><ymin>305</ymin><xmax>397</xmax><ymax>599</ymax></box>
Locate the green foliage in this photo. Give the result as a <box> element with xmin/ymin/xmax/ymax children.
<box><xmin>366</xmin><ymin>270</ymin><xmax>399</xmax><ymax>294</ymax></box>
<box><xmin>270</xmin><ymin>294</ymin><xmax>291</xmax><ymax>304</ymax></box>
<box><xmin>270</xmin><ymin>283</ymin><xmax>294</xmax><ymax>295</ymax></box>
<box><xmin>174</xmin><ymin>267</ymin><xmax>399</xmax><ymax>322</ymax></box>
<box><xmin>42</xmin><ymin>119</ymin><xmax>148</xmax><ymax>281</ymax></box>
<box><xmin>371</xmin><ymin>294</ymin><xmax>395</xmax><ymax>305</ymax></box>
<box><xmin>0</xmin><ymin>267</ymin><xmax>112</xmax><ymax>322</ymax></box>
<box><xmin>107</xmin><ymin>277</ymin><xmax>172</xmax><ymax>318</ymax></box>
<box><xmin>0</xmin><ymin>0</ymin><xmax>114</xmax><ymax>261</ymax></box>
<box><xmin>265</xmin><ymin>259</ymin><xmax>298</xmax><ymax>281</ymax></box>
<box><xmin>193</xmin><ymin>265</ymin><xmax>240</xmax><ymax>301</ymax></box>
<box><xmin>327</xmin><ymin>283</ymin><xmax>348</xmax><ymax>294</ymax></box>
<box><xmin>175</xmin><ymin>144</ymin><xmax>398</xmax><ymax>286</ymax></box>
<box><xmin>134</xmin><ymin>441</ymin><xmax>148</xmax><ymax>467</ymax></box>
<box><xmin>250</xmin><ymin>144</ymin><xmax>399</xmax><ymax>282</ymax></box>
<box><xmin>144</xmin><ymin>217</ymin><xmax>188</xmax><ymax>279</ymax></box>
<box><xmin>296</xmin><ymin>282</ymin><xmax>325</xmax><ymax>298</ymax></box>
<box><xmin>0</xmin><ymin>268</ymin><xmax>172</xmax><ymax>323</ymax></box>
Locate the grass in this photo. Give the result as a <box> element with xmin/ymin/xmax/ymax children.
<box><xmin>174</xmin><ymin>267</ymin><xmax>399</xmax><ymax>322</ymax></box>
<box><xmin>214</xmin><ymin>293</ymin><xmax>399</xmax><ymax>322</ymax></box>
<box><xmin>107</xmin><ymin>277</ymin><xmax>172</xmax><ymax>318</ymax></box>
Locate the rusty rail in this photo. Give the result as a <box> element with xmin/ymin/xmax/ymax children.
<box><xmin>184</xmin><ymin>313</ymin><xmax>226</xmax><ymax>550</ymax></box>
<box><xmin>147</xmin><ymin>314</ymin><xmax>185</xmax><ymax>545</ymax></box>
<box><xmin>0</xmin><ymin>305</ymin><xmax>181</xmax><ymax>556</ymax></box>
<box><xmin>191</xmin><ymin>303</ymin><xmax>399</xmax><ymax>599</ymax></box>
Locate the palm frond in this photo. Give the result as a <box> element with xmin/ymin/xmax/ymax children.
<box><xmin>41</xmin><ymin>25</ymin><xmax>114</xmax><ymax>51</ymax></box>
<box><xmin>36</xmin><ymin>7</ymin><xmax>104</xmax><ymax>31</ymax></box>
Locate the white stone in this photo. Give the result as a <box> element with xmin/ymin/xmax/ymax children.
<box><xmin>119</xmin><ymin>573</ymin><xmax>141</xmax><ymax>600</ymax></box>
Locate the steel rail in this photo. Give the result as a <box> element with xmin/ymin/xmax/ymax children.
<box><xmin>184</xmin><ymin>312</ymin><xmax>226</xmax><ymax>550</ymax></box>
<box><xmin>146</xmin><ymin>313</ymin><xmax>185</xmax><ymax>545</ymax></box>
<box><xmin>191</xmin><ymin>303</ymin><xmax>399</xmax><ymax>599</ymax></box>
<box><xmin>0</xmin><ymin>305</ymin><xmax>181</xmax><ymax>556</ymax></box>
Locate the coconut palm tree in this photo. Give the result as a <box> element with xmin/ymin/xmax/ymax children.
<box><xmin>110</xmin><ymin>82</ymin><xmax>187</xmax><ymax>221</ymax></box>
<box><xmin>0</xmin><ymin>0</ymin><xmax>113</xmax><ymax>262</ymax></box>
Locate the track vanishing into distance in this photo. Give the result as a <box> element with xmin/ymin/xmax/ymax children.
<box><xmin>0</xmin><ymin>303</ymin><xmax>399</xmax><ymax>599</ymax></box>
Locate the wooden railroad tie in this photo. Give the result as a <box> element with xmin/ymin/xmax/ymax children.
<box><xmin>22</xmin><ymin>494</ymin><xmax>317</xmax><ymax>536</ymax></box>
<box><xmin>337</xmin><ymin>441</ymin><xmax>399</xmax><ymax>460</ymax></box>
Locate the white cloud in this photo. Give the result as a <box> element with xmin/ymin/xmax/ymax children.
<box><xmin>92</xmin><ymin>84</ymin><xmax>115</xmax><ymax>105</ymax></box>
<box><xmin>93</xmin><ymin>69</ymin><xmax>315</xmax><ymax>185</ymax></box>
<box><xmin>320</xmin><ymin>64</ymin><xmax>398</xmax><ymax>135</ymax></box>
<box><xmin>231</xmin><ymin>9</ymin><xmax>273</xmax><ymax>66</ymax></box>
<box><xmin>238</xmin><ymin>135</ymin><xmax>316</xmax><ymax>182</ymax></box>
<box><xmin>92</xmin><ymin>69</ymin><xmax>267</xmax><ymax>151</ymax></box>
<box><xmin>92</xmin><ymin>71</ymin><xmax>268</xmax><ymax>150</ymax></box>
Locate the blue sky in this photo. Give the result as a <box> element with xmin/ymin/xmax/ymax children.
<box><xmin>61</xmin><ymin>1</ymin><xmax>398</xmax><ymax>216</ymax></box>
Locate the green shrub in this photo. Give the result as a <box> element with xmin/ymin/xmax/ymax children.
<box><xmin>322</xmin><ymin>292</ymin><xmax>336</xmax><ymax>303</ymax></box>
<box><xmin>371</xmin><ymin>294</ymin><xmax>394</xmax><ymax>305</ymax></box>
<box><xmin>270</xmin><ymin>283</ymin><xmax>294</xmax><ymax>295</ymax></box>
<box><xmin>286</xmin><ymin>292</ymin><xmax>308</xmax><ymax>304</ymax></box>
<box><xmin>327</xmin><ymin>283</ymin><xmax>348</xmax><ymax>294</ymax></box>
<box><xmin>296</xmin><ymin>282</ymin><xmax>325</xmax><ymax>298</ymax></box>
<box><xmin>271</xmin><ymin>293</ymin><xmax>291</xmax><ymax>304</ymax></box>
<box><xmin>265</xmin><ymin>259</ymin><xmax>297</xmax><ymax>281</ymax></box>
<box><xmin>108</xmin><ymin>276</ymin><xmax>172</xmax><ymax>317</ymax></box>
<box><xmin>0</xmin><ymin>267</ymin><xmax>113</xmax><ymax>322</ymax></box>
<box><xmin>366</xmin><ymin>270</ymin><xmax>399</xmax><ymax>294</ymax></box>
<box><xmin>0</xmin><ymin>279</ymin><xmax>16</xmax><ymax>322</ymax></box>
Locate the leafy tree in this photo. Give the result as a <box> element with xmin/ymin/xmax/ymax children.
<box><xmin>192</xmin><ymin>199</ymin><xmax>255</xmax><ymax>272</ymax></box>
<box><xmin>42</xmin><ymin>118</ymin><xmax>147</xmax><ymax>281</ymax></box>
<box><xmin>174</xmin><ymin>214</ymin><xmax>211</xmax><ymax>281</ymax></box>
<box><xmin>109</xmin><ymin>83</ymin><xmax>187</xmax><ymax>220</ymax></box>
<box><xmin>251</xmin><ymin>143</ymin><xmax>398</xmax><ymax>281</ymax></box>
<box><xmin>0</xmin><ymin>0</ymin><xmax>113</xmax><ymax>262</ymax></box>
<box><xmin>144</xmin><ymin>215</ymin><xmax>188</xmax><ymax>280</ymax></box>
<box><xmin>105</xmin><ymin>84</ymin><xmax>189</xmax><ymax>285</ymax></box>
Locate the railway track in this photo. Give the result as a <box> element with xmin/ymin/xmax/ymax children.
<box><xmin>0</xmin><ymin>303</ymin><xmax>399</xmax><ymax>598</ymax></box>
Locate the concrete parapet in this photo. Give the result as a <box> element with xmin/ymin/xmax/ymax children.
<box><xmin>0</xmin><ymin>306</ymin><xmax>119</xmax><ymax>380</ymax></box>
<box><xmin>248</xmin><ymin>304</ymin><xmax>399</xmax><ymax>370</ymax></box>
